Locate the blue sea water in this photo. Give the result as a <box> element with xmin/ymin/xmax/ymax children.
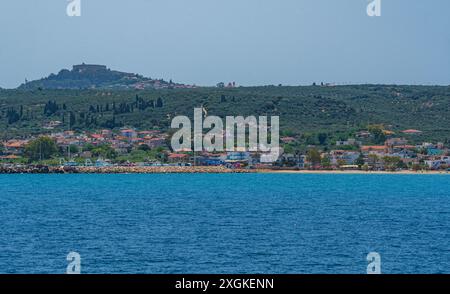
<box><xmin>0</xmin><ymin>174</ymin><xmax>449</xmax><ymax>274</ymax></box>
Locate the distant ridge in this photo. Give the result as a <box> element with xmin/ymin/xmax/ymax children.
<box><xmin>18</xmin><ymin>63</ymin><xmax>194</xmax><ymax>90</ymax></box>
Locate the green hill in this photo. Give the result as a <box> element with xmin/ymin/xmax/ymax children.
<box><xmin>18</xmin><ymin>64</ymin><xmax>184</xmax><ymax>90</ymax></box>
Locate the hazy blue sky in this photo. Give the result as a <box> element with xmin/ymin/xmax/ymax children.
<box><xmin>0</xmin><ymin>0</ymin><xmax>449</xmax><ymax>88</ymax></box>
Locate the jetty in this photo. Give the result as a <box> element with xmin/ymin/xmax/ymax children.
<box><xmin>0</xmin><ymin>165</ymin><xmax>254</xmax><ymax>174</ymax></box>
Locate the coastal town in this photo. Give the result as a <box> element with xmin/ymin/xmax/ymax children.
<box><xmin>1</xmin><ymin>124</ymin><xmax>449</xmax><ymax>173</ymax></box>
<box><xmin>1</xmin><ymin>64</ymin><xmax>449</xmax><ymax>174</ymax></box>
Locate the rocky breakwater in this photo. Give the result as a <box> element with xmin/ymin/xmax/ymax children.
<box><xmin>76</xmin><ymin>166</ymin><xmax>253</xmax><ymax>174</ymax></box>
<box><xmin>0</xmin><ymin>165</ymin><xmax>60</xmax><ymax>174</ymax></box>
<box><xmin>0</xmin><ymin>165</ymin><xmax>254</xmax><ymax>174</ymax></box>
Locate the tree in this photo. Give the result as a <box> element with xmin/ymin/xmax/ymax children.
<box><xmin>368</xmin><ymin>154</ymin><xmax>379</xmax><ymax>165</ymax></box>
<box><xmin>307</xmin><ymin>148</ymin><xmax>321</xmax><ymax>167</ymax></box>
<box><xmin>138</xmin><ymin>144</ymin><xmax>151</xmax><ymax>151</ymax></box>
<box><xmin>337</xmin><ymin>159</ymin><xmax>347</xmax><ymax>167</ymax></box>
<box><xmin>369</xmin><ymin>126</ymin><xmax>386</xmax><ymax>144</ymax></box>
<box><xmin>397</xmin><ymin>160</ymin><xmax>408</xmax><ymax>169</ymax></box>
<box><xmin>156</xmin><ymin>97</ymin><xmax>164</xmax><ymax>108</ymax></box>
<box><xmin>355</xmin><ymin>153</ymin><xmax>365</xmax><ymax>167</ymax></box>
<box><xmin>321</xmin><ymin>156</ymin><xmax>331</xmax><ymax>169</ymax></box>
<box><xmin>91</xmin><ymin>144</ymin><xmax>117</xmax><ymax>159</ymax></box>
<box><xmin>68</xmin><ymin>145</ymin><xmax>79</xmax><ymax>154</ymax></box>
<box><xmin>25</xmin><ymin>137</ymin><xmax>58</xmax><ymax>161</ymax></box>
<box><xmin>6</xmin><ymin>108</ymin><xmax>20</xmax><ymax>124</ymax></box>
<box><xmin>317</xmin><ymin>133</ymin><xmax>328</xmax><ymax>145</ymax></box>
<box><xmin>382</xmin><ymin>156</ymin><xmax>401</xmax><ymax>171</ymax></box>
<box><xmin>412</xmin><ymin>163</ymin><xmax>421</xmax><ymax>171</ymax></box>
<box><xmin>44</xmin><ymin>100</ymin><xmax>59</xmax><ymax>116</ymax></box>
<box><xmin>69</xmin><ymin>112</ymin><xmax>76</xmax><ymax>128</ymax></box>
<box><xmin>304</xmin><ymin>133</ymin><xmax>317</xmax><ymax>145</ymax></box>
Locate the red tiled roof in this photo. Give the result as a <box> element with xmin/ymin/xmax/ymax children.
<box><xmin>0</xmin><ymin>155</ymin><xmax>20</xmax><ymax>159</ymax></box>
<box><xmin>402</xmin><ymin>129</ymin><xmax>422</xmax><ymax>134</ymax></box>
<box><xmin>394</xmin><ymin>145</ymin><xmax>416</xmax><ymax>149</ymax></box>
<box><xmin>361</xmin><ymin>146</ymin><xmax>386</xmax><ymax>151</ymax></box>
<box><xmin>91</xmin><ymin>134</ymin><xmax>104</xmax><ymax>139</ymax></box>
<box><xmin>168</xmin><ymin>153</ymin><xmax>189</xmax><ymax>159</ymax></box>
<box><xmin>5</xmin><ymin>141</ymin><xmax>26</xmax><ymax>148</ymax></box>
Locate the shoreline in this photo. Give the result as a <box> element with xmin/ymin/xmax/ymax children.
<box><xmin>0</xmin><ymin>165</ymin><xmax>254</xmax><ymax>174</ymax></box>
<box><xmin>258</xmin><ymin>169</ymin><xmax>450</xmax><ymax>175</ymax></box>
<box><xmin>0</xmin><ymin>165</ymin><xmax>449</xmax><ymax>175</ymax></box>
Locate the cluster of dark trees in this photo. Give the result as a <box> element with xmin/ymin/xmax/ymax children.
<box><xmin>220</xmin><ymin>95</ymin><xmax>236</xmax><ymax>103</ymax></box>
<box><xmin>87</xmin><ymin>95</ymin><xmax>164</xmax><ymax>115</ymax></box>
<box><xmin>15</xmin><ymin>96</ymin><xmax>166</xmax><ymax>130</ymax></box>
<box><xmin>6</xmin><ymin>107</ymin><xmax>22</xmax><ymax>124</ymax></box>
<box><xmin>44</xmin><ymin>100</ymin><xmax>66</xmax><ymax>116</ymax></box>
<box><xmin>3</xmin><ymin>105</ymin><xmax>36</xmax><ymax>125</ymax></box>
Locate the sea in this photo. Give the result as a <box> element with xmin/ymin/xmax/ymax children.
<box><xmin>0</xmin><ymin>174</ymin><xmax>449</xmax><ymax>274</ymax></box>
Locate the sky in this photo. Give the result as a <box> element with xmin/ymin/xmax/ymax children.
<box><xmin>0</xmin><ymin>0</ymin><xmax>449</xmax><ymax>88</ymax></box>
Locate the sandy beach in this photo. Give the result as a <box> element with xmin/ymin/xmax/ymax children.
<box><xmin>258</xmin><ymin>169</ymin><xmax>450</xmax><ymax>175</ymax></box>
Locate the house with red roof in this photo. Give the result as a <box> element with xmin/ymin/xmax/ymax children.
<box><xmin>120</xmin><ymin>129</ymin><xmax>137</xmax><ymax>139</ymax></box>
<box><xmin>3</xmin><ymin>140</ymin><xmax>29</xmax><ymax>155</ymax></box>
<box><xmin>402</xmin><ymin>129</ymin><xmax>423</xmax><ymax>135</ymax></box>
<box><xmin>90</xmin><ymin>134</ymin><xmax>104</xmax><ymax>141</ymax></box>
<box><xmin>168</xmin><ymin>153</ymin><xmax>190</xmax><ymax>163</ymax></box>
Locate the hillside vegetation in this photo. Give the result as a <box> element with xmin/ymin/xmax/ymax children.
<box><xmin>1</xmin><ymin>85</ymin><xmax>450</xmax><ymax>144</ymax></box>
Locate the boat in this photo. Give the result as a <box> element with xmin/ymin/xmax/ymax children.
<box><xmin>59</xmin><ymin>158</ymin><xmax>78</xmax><ymax>167</ymax></box>
<box><xmin>95</xmin><ymin>158</ymin><xmax>112</xmax><ymax>167</ymax></box>
<box><xmin>64</xmin><ymin>160</ymin><xmax>78</xmax><ymax>167</ymax></box>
